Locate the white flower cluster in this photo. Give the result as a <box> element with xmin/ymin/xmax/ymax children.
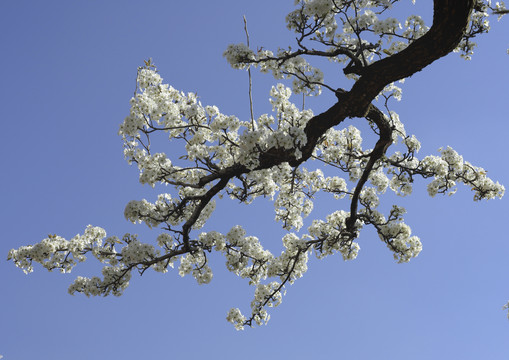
<box><xmin>225</xmin><ymin>45</ymin><xmax>325</xmax><ymax>96</ymax></box>
<box><xmin>299</xmin><ymin>2</ymin><xmax>430</xmax><ymax>60</ymax></box>
<box><xmin>223</xmin><ymin>43</ymin><xmax>256</xmax><ymax>70</ymax></box>
<box><xmin>179</xmin><ymin>251</ymin><xmax>213</xmax><ymax>284</ymax></box>
<box><xmin>378</xmin><ymin>221</ymin><xmax>422</xmax><ymax>263</ymax></box>
<box><xmin>121</xmin><ymin>238</ymin><xmax>157</xmax><ymax>266</ymax></box>
<box><xmin>494</xmin><ymin>1</ymin><xmax>508</xmax><ymax>20</ymax></box>
<box><xmin>268</xmin><ymin>233</ymin><xmax>309</xmax><ymax>283</ymax></box>
<box><xmin>226</xmin><ymin>308</ymin><xmax>247</xmax><ymax>330</ymax></box>
<box><xmin>273</xmin><ymin>167</ymin><xmax>324</xmax><ymax>230</ymax></box>
<box><xmin>124</xmin><ymin>193</ymin><xmax>215</xmax><ymax>230</ymax></box>
<box><xmin>454</xmin><ymin>1</ymin><xmax>508</xmax><ymax>59</ymax></box>
<box><xmin>308</xmin><ymin>210</ymin><xmax>361</xmax><ymax>260</ymax></box>
<box><xmin>8</xmin><ymin>225</ymin><xmax>112</xmax><ymax>274</ymax></box>
<box><xmin>224</xmin><ymin>231</ymin><xmax>311</xmax><ymax>329</ymax></box>
<box><xmin>315</xmin><ymin>125</ymin><xmax>368</xmax><ymax>182</ymax></box>
<box><xmin>287</xmin><ymin>0</ymin><xmax>338</xmax><ymax>40</ymax></box>
<box><xmin>68</xmin><ymin>266</ymin><xmax>132</xmax><ymax>297</ymax></box>
<box><xmin>388</xmin><ymin>145</ymin><xmax>505</xmax><ymax>200</ymax></box>
<box><xmin>7</xmin><ymin>226</ymin><xmax>144</xmax><ymax>296</ymax></box>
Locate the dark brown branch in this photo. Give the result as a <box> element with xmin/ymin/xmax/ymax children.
<box><xmin>340</xmin><ymin>0</ymin><xmax>474</xmax><ymax>117</ymax></box>
<box><xmin>345</xmin><ymin>105</ymin><xmax>392</xmax><ymax>231</ymax></box>
<box><xmin>181</xmin><ymin>177</ymin><xmax>230</xmax><ymax>250</ymax></box>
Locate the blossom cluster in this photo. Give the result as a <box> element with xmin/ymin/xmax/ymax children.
<box><xmin>8</xmin><ymin>225</ymin><xmax>113</xmax><ymax>275</ymax></box>
<box><xmin>387</xmin><ymin>146</ymin><xmax>505</xmax><ymax>200</ymax></box>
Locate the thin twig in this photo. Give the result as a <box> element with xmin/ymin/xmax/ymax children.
<box><xmin>244</xmin><ymin>15</ymin><xmax>256</xmax><ymax>130</ymax></box>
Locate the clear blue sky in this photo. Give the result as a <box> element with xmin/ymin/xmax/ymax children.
<box><xmin>1</xmin><ymin>1</ymin><xmax>508</xmax><ymax>359</ymax></box>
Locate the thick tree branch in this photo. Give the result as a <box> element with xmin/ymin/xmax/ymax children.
<box><xmin>339</xmin><ymin>0</ymin><xmax>474</xmax><ymax>117</ymax></box>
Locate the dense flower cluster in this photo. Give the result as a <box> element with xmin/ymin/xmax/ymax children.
<box><xmin>8</xmin><ymin>0</ymin><xmax>508</xmax><ymax>328</ymax></box>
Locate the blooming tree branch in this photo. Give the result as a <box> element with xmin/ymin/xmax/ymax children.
<box><xmin>8</xmin><ymin>0</ymin><xmax>508</xmax><ymax>329</ymax></box>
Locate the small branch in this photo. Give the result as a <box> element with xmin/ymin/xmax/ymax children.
<box><xmin>244</xmin><ymin>15</ymin><xmax>256</xmax><ymax>130</ymax></box>
<box><xmin>346</xmin><ymin>104</ymin><xmax>393</xmax><ymax>232</ymax></box>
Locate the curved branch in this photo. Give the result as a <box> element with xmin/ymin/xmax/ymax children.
<box><xmin>346</xmin><ymin>105</ymin><xmax>392</xmax><ymax>231</ymax></box>
<box><xmin>341</xmin><ymin>0</ymin><xmax>474</xmax><ymax>117</ymax></box>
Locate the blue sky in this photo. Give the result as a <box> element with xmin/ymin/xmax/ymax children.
<box><xmin>1</xmin><ymin>1</ymin><xmax>508</xmax><ymax>359</ymax></box>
